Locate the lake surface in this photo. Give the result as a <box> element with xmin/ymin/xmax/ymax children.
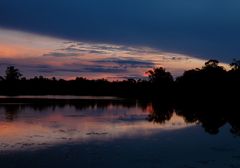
<box><xmin>0</xmin><ymin>97</ymin><xmax>239</xmax><ymax>168</ymax></box>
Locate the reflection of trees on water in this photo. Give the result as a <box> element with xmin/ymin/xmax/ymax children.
<box><xmin>0</xmin><ymin>98</ymin><xmax>240</xmax><ymax>136</ymax></box>
<box><xmin>141</xmin><ymin>99</ymin><xmax>240</xmax><ymax>136</ymax></box>
<box><xmin>3</xmin><ymin>105</ymin><xmax>20</xmax><ymax>121</ymax></box>
<box><xmin>0</xmin><ymin>59</ymin><xmax>240</xmax><ymax>135</ymax></box>
<box><xmin>176</xmin><ymin>105</ymin><xmax>227</xmax><ymax>135</ymax></box>
<box><xmin>145</xmin><ymin>101</ymin><xmax>174</xmax><ymax>124</ymax></box>
<box><xmin>0</xmin><ymin>99</ymin><xmax>137</xmax><ymax>122</ymax></box>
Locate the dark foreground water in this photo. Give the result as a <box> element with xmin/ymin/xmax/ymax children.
<box><xmin>0</xmin><ymin>96</ymin><xmax>239</xmax><ymax>168</ymax></box>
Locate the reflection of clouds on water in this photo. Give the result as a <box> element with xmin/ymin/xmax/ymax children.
<box><xmin>0</xmin><ymin>100</ymin><xmax>193</xmax><ymax>152</ymax></box>
<box><xmin>0</xmin><ymin>96</ymin><xmax>239</xmax><ymax>155</ymax></box>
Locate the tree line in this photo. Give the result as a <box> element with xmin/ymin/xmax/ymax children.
<box><xmin>0</xmin><ymin>59</ymin><xmax>239</xmax><ymax>100</ymax></box>
<box><xmin>1</xmin><ymin>59</ymin><xmax>240</xmax><ymax>136</ymax></box>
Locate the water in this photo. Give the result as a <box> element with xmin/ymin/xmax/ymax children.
<box><xmin>0</xmin><ymin>97</ymin><xmax>239</xmax><ymax>168</ymax></box>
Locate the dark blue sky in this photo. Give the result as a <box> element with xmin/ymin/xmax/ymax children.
<box><xmin>1</xmin><ymin>0</ymin><xmax>240</xmax><ymax>62</ymax></box>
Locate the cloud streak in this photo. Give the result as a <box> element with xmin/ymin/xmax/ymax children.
<box><xmin>95</xmin><ymin>58</ymin><xmax>155</xmax><ymax>68</ymax></box>
<box><xmin>0</xmin><ymin>0</ymin><xmax>240</xmax><ymax>61</ymax></box>
<box><xmin>0</xmin><ymin>28</ymin><xmax>230</xmax><ymax>80</ymax></box>
<box><xmin>43</xmin><ymin>52</ymin><xmax>80</xmax><ymax>57</ymax></box>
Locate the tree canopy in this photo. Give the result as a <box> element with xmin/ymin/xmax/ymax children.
<box><xmin>5</xmin><ymin>66</ymin><xmax>22</xmax><ymax>81</ymax></box>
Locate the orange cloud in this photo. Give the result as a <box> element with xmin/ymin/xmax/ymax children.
<box><xmin>0</xmin><ymin>43</ymin><xmax>46</xmax><ymax>58</ymax></box>
<box><xmin>0</xmin><ymin>28</ymin><xmax>230</xmax><ymax>80</ymax></box>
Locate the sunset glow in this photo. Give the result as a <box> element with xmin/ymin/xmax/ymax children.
<box><xmin>0</xmin><ymin>103</ymin><xmax>193</xmax><ymax>151</ymax></box>
<box><xmin>0</xmin><ymin>1</ymin><xmax>239</xmax><ymax>167</ymax></box>
<box><xmin>0</xmin><ymin>28</ymin><xmax>226</xmax><ymax>80</ymax></box>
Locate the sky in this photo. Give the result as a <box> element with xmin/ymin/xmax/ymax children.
<box><xmin>0</xmin><ymin>0</ymin><xmax>239</xmax><ymax>80</ymax></box>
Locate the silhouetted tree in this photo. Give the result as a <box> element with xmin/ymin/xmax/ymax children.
<box><xmin>203</xmin><ymin>59</ymin><xmax>219</xmax><ymax>68</ymax></box>
<box><xmin>145</xmin><ymin>67</ymin><xmax>174</xmax><ymax>98</ymax></box>
<box><xmin>202</xmin><ymin>59</ymin><xmax>226</xmax><ymax>74</ymax></box>
<box><xmin>5</xmin><ymin>66</ymin><xmax>22</xmax><ymax>81</ymax></box>
<box><xmin>230</xmin><ymin>59</ymin><xmax>240</xmax><ymax>71</ymax></box>
<box><xmin>147</xmin><ymin>67</ymin><xmax>173</xmax><ymax>84</ymax></box>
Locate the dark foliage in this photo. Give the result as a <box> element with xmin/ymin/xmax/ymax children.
<box><xmin>4</xmin><ymin>66</ymin><xmax>22</xmax><ymax>81</ymax></box>
<box><xmin>0</xmin><ymin>66</ymin><xmax>175</xmax><ymax>98</ymax></box>
<box><xmin>0</xmin><ymin>97</ymin><xmax>240</xmax><ymax>136</ymax></box>
<box><xmin>0</xmin><ymin>59</ymin><xmax>240</xmax><ymax>135</ymax></box>
<box><xmin>0</xmin><ymin>60</ymin><xmax>239</xmax><ymax>99</ymax></box>
<box><xmin>0</xmin><ymin>59</ymin><xmax>239</xmax><ymax>100</ymax></box>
